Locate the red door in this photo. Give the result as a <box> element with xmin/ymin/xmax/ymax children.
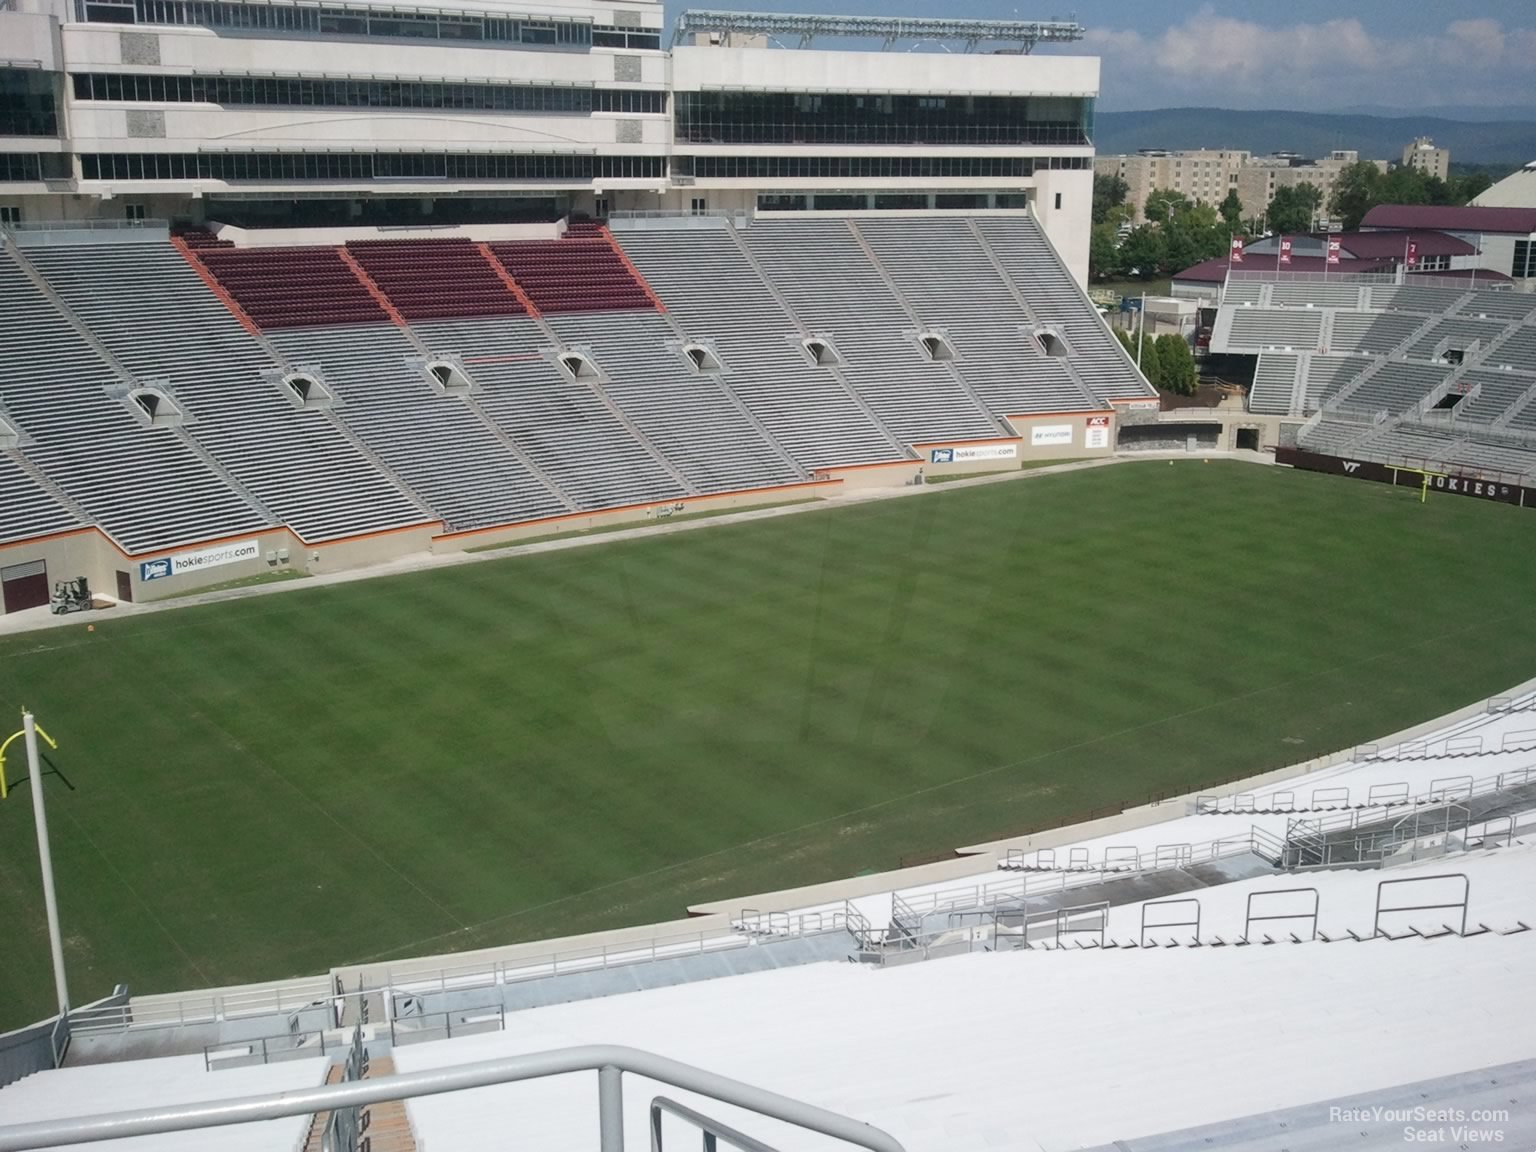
<box><xmin>1</xmin><ymin>560</ymin><xmax>49</xmax><ymax>613</ymax></box>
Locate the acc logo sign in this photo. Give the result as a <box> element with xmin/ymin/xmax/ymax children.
<box><xmin>139</xmin><ymin>557</ymin><xmax>173</xmax><ymax>581</ymax></box>
<box><xmin>929</xmin><ymin>448</ymin><xmax>955</xmax><ymax>464</ymax></box>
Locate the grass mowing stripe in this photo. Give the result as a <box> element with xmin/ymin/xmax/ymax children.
<box><xmin>3</xmin><ymin>460</ymin><xmax>1536</xmax><ymax>1024</ymax></box>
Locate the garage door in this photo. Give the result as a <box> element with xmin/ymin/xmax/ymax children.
<box><xmin>1</xmin><ymin>559</ymin><xmax>49</xmax><ymax>614</ymax></box>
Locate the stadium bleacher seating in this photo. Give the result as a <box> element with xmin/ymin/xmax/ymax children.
<box><xmin>1328</xmin><ymin>311</ymin><xmax>1426</xmax><ymax>355</ymax></box>
<box><xmin>197</xmin><ymin>245</ymin><xmax>391</xmax><ymax>329</ymax></box>
<box><xmin>616</xmin><ymin>226</ymin><xmax>911</xmax><ymax>470</ymax></box>
<box><xmin>975</xmin><ymin>215</ymin><xmax>1149</xmax><ymax>402</ymax></box>
<box><xmin>347</xmin><ymin>239</ymin><xmax>526</xmax><ymax>322</ymax></box>
<box><xmin>0</xmin><ymin>215</ymin><xmax>1152</xmax><ymax>559</ymax></box>
<box><xmin>843</xmin><ymin>217</ymin><xmax>1094</xmax><ymax>423</ymax></box>
<box><xmin>0</xmin><ymin>452</ymin><xmax>80</xmax><ymax>546</ymax></box>
<box><xmin>413</xmin><ymin>316</ymin><xmax>686</xmax><ymax>510</ymax></box>
<box><xmin>23</xmin><ymin>241</ymin><xmax>429</xmax><ymax>543</ymax></box>
<box><xmin>0</xmin><ymin>246</ymin><xmax>272</xmax><ymax>553</ymax></box>
<box><xmin>1247</xmin><ymin>352</ymin><xmax>1298</xmax><ymax>414</ymax></box>
<box><xmin>267</xmin><ymin>324</ymin><xmax>570</xmax><ymax>531</ymax></box>
<box><xmin>546</xmin><ymin>310</ymin><xmax>806</xmax><ymax>493</ymax></box>
<box><xmin>1226</xmin><ymin>308</ymin><xmax>1323</xmax><ymax>350</ymax></box>
<box><xmin>1212</xmin><ymin>266</ymin><xmax>1536</xmax><ymax>474</ymax></box>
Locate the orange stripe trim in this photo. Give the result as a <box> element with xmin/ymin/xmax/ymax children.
<box><xmin>303</xmin><ymin>520</ymin><xmax>443</xmax><ymax>549</ymax></box>
<box><xmin>171</xmin><ymin>236</ymin><xmax>265</xmax><ymax>340</ymax></box>
<box><xmin>600</xmin><ymin>226</ymin><xmax>667</xmax><ymax>314</ymax></box>
<box><xmin>336</xmin><ymin>248</ymin><xmax>410</xmax><ymax>330</ymax></box>
<box><xmin>476</xmin><ymin>243</ymin><xmax>541</xmax><ymax>319</ymax></box>
<box><xmin>433</xmin><ymin>479</ymin><xmax>841</xmax><ymax>542</ymax></box>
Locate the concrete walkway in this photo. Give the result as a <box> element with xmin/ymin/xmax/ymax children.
<box><xmin>0</xmin><ymin>450</ymin><xmax>1272</xmax><ymax>639</ymax></box>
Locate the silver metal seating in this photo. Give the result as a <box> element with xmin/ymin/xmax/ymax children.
<box><xmin>268</xmin><ymin>325</ymin><xmax>568</xmax><ymax>532</ymax></box>
<box><xmin>548</xmin><ymin>311</ymin><xmax>803</xmax><ymax>494</ymax></box>
<box><xmin>24</xmin><ymin>242</ymin><xmax>427</xmax><ymax>542</ymax></box>
<box><xmin>0</xmin><ymin>249</ymin><xmax>269</xmax><ymax>553</ymax></box>
<box><xmin>413</xmin><ymin>316</ymin><xmax>685</xmax><ymax>511</ymax></box>
<box><xmin>747</xmin><ymin>219</ymin><xmax>1012</xmax><ymax>435</ymax></box>
<box><xmin>616</xmin><ymin>228</ymin><xmax>905</xmax><ymax>470</ymax></box>
<box><xmin>974</xmin><ymin>215</ymin><xmax>1151</xmax><ymax>401</ymax></box>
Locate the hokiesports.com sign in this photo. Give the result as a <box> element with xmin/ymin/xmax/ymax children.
<box><xmin>929</xmin><ymin>444</ymin><xmax>1019</xmax><ymax>464</ymax></box>
<box><xmin>1276</xmin><ymin>447</ymin><xmax>1531</xmax><ymax>509</ymax></box>
<box><xmin>139</xmin><ymin>539</ymin><xmax>262</xmax><ymax>582</ymax></box>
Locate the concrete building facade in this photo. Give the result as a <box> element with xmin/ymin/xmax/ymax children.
<box><xmin>1401</xmin><ymin>136</ymin><xmax>1450</xmax><ymax>182</ymax></box>
<box><xmin>0</xmin><ymin>0</ymin><xmax>1101</xmax><ymax>278</ymax></box>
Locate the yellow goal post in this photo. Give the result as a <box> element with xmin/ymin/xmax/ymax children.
<box><xmin>0</xmin><ymin>716</ymin><xmax>58</xmax><ymax>800</ymax></box>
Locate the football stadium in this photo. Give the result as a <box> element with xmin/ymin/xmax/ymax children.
<box><xmin>2</xmin><ymin>0</ymin><xmax>1536</xmax><ymax>1147</ymax></box>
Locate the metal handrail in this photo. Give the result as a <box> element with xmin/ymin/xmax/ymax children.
<box><xmin>1</xmin><ymin>218</ymin><xmax>167</xmax><ymax>234</ymax></box>
<box><xmin>384</xmin><ymin>924</ymin><xmax>767</xmax><ymax>995</ymax></box>
<box><xmin>0</xmin><ymin>1044</ymin><xmax>907</xmax><ymax>1152</ymax></box>
<box><xmin>651</xmin><ymin>1095</ymin><xmax>779</xmax><ymax>1152</ymax></box>
<box><xmin>1197</xmin><ymin>761</ymin><xmax>1536</xmax><ymax>815</ymax></box>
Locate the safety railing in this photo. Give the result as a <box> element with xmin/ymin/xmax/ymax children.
<box><xmin>203</xmin><ymin>1028</ymin><xmax>330</xmax><ymax>1072</ymax></box>
<box><xmin>389</xmin><ymin>1002</ymin><xmax>506</xmax><ymax>1047</ymax></box>
<box><xmin>1374</xmin><ymin>874</ymin><xmax>1469</xmax><ymax>939</ymax></box>
<box><xmin>1</xmin><ymin>218</ymin><xmax>168</xmax><ymax>234</ymax></box>
<box><xmin>381</xmin><ymin>925</ymin><xmax>766</xmax><ymax>997</ymax></box>
<box><xmin>653</xmin><ymin>1096</ymin><xmax>780</xmax><ymax>1152</ymax></box>
<box><xmin>68</xmin><ymin>975</ymin><xmax>338</xmax><ymax>1035</ymax></box>
<box><xmin>1196</xmin><ymin>761</ymin><xmax>1536</xmax><ymax>815</ymax></box>
<box><xmin>1003</xmin><ymin>824</ymin><xmax>1286</xmax><ymax>876</ymax></box>
<box><xmin>0</xmin><ymin>1044</ymin><xmax>908</xmax><ymax>1152</ymax></box>
<box><xmin>735</xmin><ymin>909</ymin><xmax>846</xmax><ymax>937</ymax></box>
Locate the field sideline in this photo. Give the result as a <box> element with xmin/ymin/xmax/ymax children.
<box><xmin>3</xmin><ymin>459</ymin><xmax>1535</xmax><ymax>1027</ymax></box>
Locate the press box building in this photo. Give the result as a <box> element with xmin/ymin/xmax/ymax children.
<box><xmin>0</xmin><ymin>1</ymin><xmax>1101</xmax><ymax>279</ymax></box>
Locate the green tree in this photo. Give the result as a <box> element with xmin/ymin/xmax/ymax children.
<box><xmin>1089</xmin><ymin>222</ymin><xmax>1122</xmax><ymax>282</ymax></box>
<box><xmin>1219</xmin><ymin>189</ymin><xmax>1244</xmax><ymax>227</ymax></box>
<box><xmin>1332</xmin><ymin>161</ymin><xmax>1384</xmax><ymax>229</ymax></box>
<box><xmin>1119</xmin><ymin>225</ymin><xmax>1167</xmax><ymax>280</ymax></box>
<box><xmin>1115</xmin><ymin>325</ymin><xmax>1153</xmax><ymax>383</ymax></box>
<box><xmin>1093</xmin><ymin>173</ymin><xmax>1129</xmax><ymax>227</ymax></box>
<box><xmin>1155</xmin><ymin>333</ymin><xmax>1197</xmax><ymax>396</ymax></box>
<box><xmin>1452</xmin><ymin>169</ymin><xmax>1493</xmax><ymax>203</ymax></box>
<box><xmin>1144</xmin><ymin>188</ymin><xmax>1191</xmax><ymax>225</ymax></box>
<box><xmin>1267</xmin><ymin>182</ymin><xmax>1324</xmax><ymax>235</ymax></box>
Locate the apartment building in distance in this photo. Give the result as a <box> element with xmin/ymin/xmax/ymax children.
<box><xmin>1402</xmin><ymin>136</ymin><xmax>1450</xmax><ymax>181</ymax></box>
<box><xmin>1097</xmin><ymin>147</ymin><xmax>1389</xmax><ymax>225</ymax></box>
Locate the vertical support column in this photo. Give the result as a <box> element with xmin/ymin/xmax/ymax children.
<box><xmin>24</xmin><ymin>711</ymin><xmax>69</xmax><ymax>1015</ymax></box>
<box><xmin>598</xmin><ymin>1064</ymin><xmax>624</xmax><ymax>1152</ymax></box>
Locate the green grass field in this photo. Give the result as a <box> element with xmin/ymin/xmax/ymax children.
<box><xmin>3</xmin><ymin>459</ymin><xmax>1536</xmax><ymax>1028</ymax></box>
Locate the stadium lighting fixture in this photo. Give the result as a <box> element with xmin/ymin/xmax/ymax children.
<box><xmin>671</xmin><ymin>9</ymin><xmax>1087</xmax><ymax>52</ymax></box>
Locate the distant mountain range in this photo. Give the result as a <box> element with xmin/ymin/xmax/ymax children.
<box><xmin>1095</xmin><ymin>108</ymin><xmax>1536</xmax><ymax>167</ymax></box>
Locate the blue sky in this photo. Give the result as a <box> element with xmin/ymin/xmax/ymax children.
<box><xmin>665</xmin><ymin>3</ymin><xmax>1536</xmax><ymax>114</ymax></box>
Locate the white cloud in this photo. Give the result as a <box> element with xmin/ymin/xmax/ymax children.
<box><xmin>1083</xmin><ymin>9</ymin><xmax>1536</xmax><ymax>111</ymax></box>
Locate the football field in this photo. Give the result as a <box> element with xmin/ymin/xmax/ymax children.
<box><xmin>3</xmin><ymin>459</ymin><xmax>1535</xmax><ymax>1028</ymax></box>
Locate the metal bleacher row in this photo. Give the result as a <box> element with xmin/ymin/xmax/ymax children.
<box><xmin>1215</xmin><ymin>271</ymin><xmax>1536</xmax><ymax>477</ymax></box>
<box><xmin>0</xmin><ymin>216</ymin><xmax>1155</xmax><ymax>557</ymax></box>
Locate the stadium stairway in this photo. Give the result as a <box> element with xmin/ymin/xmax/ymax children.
<box><xmin>963</xmin><ymin>217</ymin><xmax>1104</xmax><ymax>412</ymax></box>
<box><xmin>841</xmin><ymin>219</ymin><xmax>1014</xmax><ymax>438</ymax></box>
<box><xmin>300</xmin><ymin>1062</ymin><xmax>346</xmax><ymax>1152</ymax></box>
<box><xmin>474</xmin><ymin>247</ymin><xmax>699</xmax><ymax>496</ymax></box>
<box><xmin>353</xmin><ymin>1055</ymin><xmax>419</xmax><ymax>1152</ymax></box>
<box><xmin>715</xmin><ymin>225</ymin><xmax>912</xmax><ymax>461</ymax></box>
<box><xmin>595</xmin><ymin>229</ymin><xmax>809</xmax><ymax>485</ymax></box>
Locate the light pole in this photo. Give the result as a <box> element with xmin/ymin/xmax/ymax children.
<box><xmin>23</xmin><ymin>710</ymin><xmax>69</xmax><ymax>1015</ymax></box>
